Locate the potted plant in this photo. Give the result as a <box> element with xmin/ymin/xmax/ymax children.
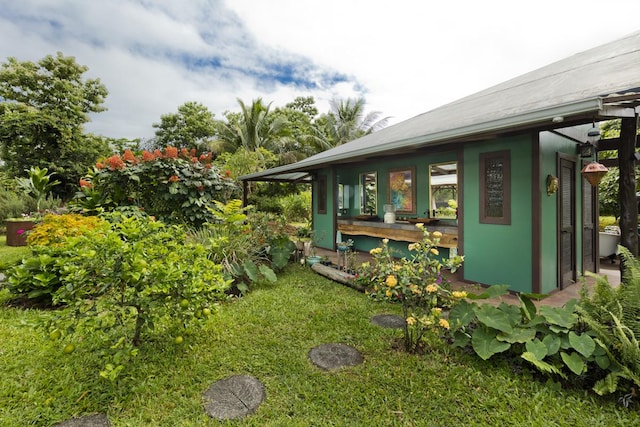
<box><xmin>5</xmin><ymin>166</ymin><xmax>60</xmax><ymax>246</ymax></box>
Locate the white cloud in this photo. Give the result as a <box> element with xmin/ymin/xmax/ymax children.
<box><xmin>1</xmin><ymin>0</ymin><xmax>640</xmax><ymax>139</ymax></box>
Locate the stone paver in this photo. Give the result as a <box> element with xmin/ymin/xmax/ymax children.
<box><xmin>203</xmin><ymin>375</ymin><xmax>265</xmax><ymax>420</ymax></box>
<box><xmin>308</xmin><ymin>343</ymin><xmax>363</xmax><ymax>371</ymax></box>
<box><xmin>370</xmin><ymin>313</ymin><xmax>405</xmax><ymax>329</ymax></box>
<box><xmin>55</xmin><ymin>414</ymin><xmax>109</xmax><ymax>427</ymax></box>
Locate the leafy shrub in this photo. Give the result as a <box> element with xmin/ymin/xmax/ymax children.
<box><xmin>279</xmin><ymin>191</ymin><xmax>311</xmax><ymax>222</ymax></box>
<box><xmin>6</xmin><ymin>212</ymin><xmax>230</xmax><ymax>379</ymax></box>
<box><xmin>0</xmin><ymin>187</ymin><xmax>30</xmax><ymax>220</ymax></box>
<box><xmin>71</xmin><ymin>147</ymin><xmax>239</xmax><ymax>227</ymax></box>
<box><xmin>578</xmin><ymin>246</ymin><xmax>640</xmax><ymax>395</ymax></box>
<box><xmin>26</xmin><ymin>213</ymin><xmax>108</xmax><ymax>246</ymax></box>
<box><xmin>449</xmin><ymin>291</ymin><xmax>607</xmax><ymax>383</ymax></box>
<box><xmin>363</xmin><ymin>224</ymin><xmax>464</xmax><ymax>352</ymax></box>
<box><xmin>191</xmin><ymin>200</ymin><xmax>280</xmax><ymax>294</ymax></box>
<box><xmin>599</xmin><ymin>216</ymin><xmax>618</xmax><ymax>231</ymax></box>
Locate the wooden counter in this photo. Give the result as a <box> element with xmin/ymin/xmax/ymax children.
<box><xmin>337</xmin><ymin>220</ymin><xmax>458</xmax><ymax>248</ymax></box>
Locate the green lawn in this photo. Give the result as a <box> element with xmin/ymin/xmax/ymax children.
<box><xmin>0</xmin><ymin>235</ymin><xmax>30</xmax><ymax>272</ymax></box>
<box><xmin>0</xmin><ymin>264</ymin><xmax>638</xmax><ymax>426</ymax></box>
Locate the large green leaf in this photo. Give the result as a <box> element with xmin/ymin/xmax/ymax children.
<box><xmin>539</xmin><ymin>305</ymin><xmax>576</xmax><ymax>329</ymax></box>
<box><xmin>561</xmin><ymin>351</ymin><xmax>586</xmax><ymax>375</ymax></box>
<box><xmin>467</xmin><ymin>284</ymin><xmax>510</xmax><ymax>300</ymax></box>
<box><xmin>473</xmin><ymin>304</ymin><xmax>514</xmax><ymax>334</ymax></box>
<box><xmin>497</xmin><ymin>326</ymin><xmax>536</xmax><ymax>344</ymax></box>
<box><xmin>568</xmin><ymin>331</ymin><xmax>596</xmax><ymax>358</ymax></box>
<box><xmin>452</xmin><ymin>330</ymin><xmax>470</xmax><ymax>348</ymax></box>
<box><xmin>258</xmin><ymin>264</ymin><xmax>277</xmax><ymax>283</ymax></box>
<box><xmin>471</xmin><ymin>327</ymin><xmax>511</xmax><ymax>360</ymax></box>
<box><xmin>525</xmin><ymin>339</ymin><xmax>548</xmax><ymax>360</ymax></box>
<box><xmin>243</xmin><ymin>259</ymin><xmax>259</xmax><ymax>282</ymax></box>
<box><xmin>448</xmin><ymin>299</ymin><xmax>475</xmax><ymax>328</ymax></box>
<box><xmin>542</xmin><ymin>334</ymin><xmax>561</xmax><ymax>356</ymax></box>
<box><xmin>518</xmin><ymin>294</ymin><xmax>537</xmax><ymax>321</ymax></box>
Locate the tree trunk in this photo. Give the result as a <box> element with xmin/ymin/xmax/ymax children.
<box><xmin>618</xmin><ymin>115</ymin><xmax>639</xmax><ymax>264</ymax></box>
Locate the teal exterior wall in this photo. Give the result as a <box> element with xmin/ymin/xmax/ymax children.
<box><xmin>463</xmin><ymin>136</ymin><xmax>533</xmax><ymax>293</ymax></box>
<box><xmin>538</xmin><ymin>128</ymin><xmax>589</xmax><ymax>293</ymax></box>
<box><xmin>312</xmin><ymin>167</ymin><xmax>335</xmax><ymax>249</ymax></box>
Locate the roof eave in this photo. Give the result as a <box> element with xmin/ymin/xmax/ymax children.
<box><xmin>239</xmin><ymin>97</ymin><xmax>603</xmax><ymax>182</ymax></box>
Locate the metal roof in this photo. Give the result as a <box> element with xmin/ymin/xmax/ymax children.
<box><xmin>241</xmin><ymin>30</ymin><xmax>640</xmax><ymax>182</ymax></box>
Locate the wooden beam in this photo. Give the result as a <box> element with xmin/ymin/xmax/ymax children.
<box><xmin>338</xmin><ymin>223</ymin><xmax>458</xmax><ymax>248</ymax></box>
<box><xmin>597</xmin><ymin>135</ymin><xmax>640</xmax><ymax>151</ymax></box>
<box><xmin>618</xmin><ymin>116</ymin><xmax>639</xmax><ymax>258</ymax></box>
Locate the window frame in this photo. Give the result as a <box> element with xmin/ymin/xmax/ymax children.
<box><xmin>479</xmin><ymin>150</ymin><xmax>511</xmax><ymax>225</ymax></box>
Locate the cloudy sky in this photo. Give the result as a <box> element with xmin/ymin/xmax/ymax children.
<box><xmin>1</xmin><ymin>0</ymin><xmax>639</xmax><ymax>140</ymax></box>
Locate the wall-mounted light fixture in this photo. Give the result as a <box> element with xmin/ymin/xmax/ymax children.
<box><xmin>546</xmin><ymin>174</ymin><xmax>559</xmax><ymax>195</ymax></box>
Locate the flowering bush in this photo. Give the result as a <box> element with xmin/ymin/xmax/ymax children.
<box><xmin>71</xmin><ymin>147</ymin><xmax>240</xmax><ymax>227</ymax></box>
<box><xmin>362</xmin><ymin>224</ymin><xmax>465</xmax><ymax>352</ymax></box>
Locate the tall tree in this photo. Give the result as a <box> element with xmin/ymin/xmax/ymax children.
<box><xmin>315</xmin><ymin>97</ymin><xmax>390</xmax><ymax>150</ymax></box>
<box><xmin>0</xmin><ymin>52</ymin><xmax>109</xmax><ymax>199</ymax></box>
<box><xmin>215</xmin><ymin>98</ymin><xmax>292</xmax><ymax>159</ymax></box>
<box><xmin>151</xmin><ymin>101</ymin><xmax>217</xmax><ymax>151</ymax></box>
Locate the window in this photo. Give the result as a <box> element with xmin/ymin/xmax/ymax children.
<box><xmin>479</xmin><ymin>150</ymin><xmax>511</xmax><ymax>224</ymax></box>
<box><xmin>360</xmin><ymin>172</ymin><xmax>377</xmax><ymax>214</ymax></box>
<box><xmin>429</xmin><ymin>162</ymin><xmax>457</xmax><ymax>219</ymax></box>
<box><xmin>317</xmin><ymin>175</ymin><xmax>327</xmax><ymax>214</ymax></box>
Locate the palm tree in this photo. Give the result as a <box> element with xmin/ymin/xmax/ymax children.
<box><xmin>214</xmin><ymin>98</ymin><xmax>292</xmax><ymax>154</ymax></box>
<box><xmin>314</xmin><ymin>97</ymin><xmax>390</xmax><ymax>150</ymax></box>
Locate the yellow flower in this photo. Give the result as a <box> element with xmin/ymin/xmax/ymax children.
<box><xmin>406</xmin><ymin>316</ymin><xmax>416</xmax><ymax>326</ymax></box>
<box><xmin>452</xmin><ymin>291</ymin><xmax>468</xmax><ymax>299</ymax></box>
<box><xmin>385</xmin><ymin>289</ymin><xmax>393</xmax><ymax>297</ymax></box>
<box><xmin>430</xmin><ymin>248</ymin><xmax>439</xmax><ymax>256</ymax></box>
<box><xmin>410</xmin><ymin>284</ymin><xmax>422</xmax><ymax>295</ymax></box>
<box><xmin>415</xmin><ymin>223</ymin><xmax>425</xmax><ymax>230</ymax></box>
<box><xmin>432</xmin><ymin>307</ymin><xmax>442</xmax><ymax>315</ymax></box>
<box><xmin>439</xmin><ymin>318</ymin><xmax>450</xmax><ymax>330</ymax></box>
<box><xmin>369</xmin><ymin>247</ymin><xmax>382</xmax><ymax>255</ymax></box>
<box><xmin>382</xmin><ymin>238</ymin><xmax>389</xmax><ymax>244</ymax></box>
<box><xmin>385</xmin><ymin>275</ymin><xmax>398</xmax><ymax>287</ymax></box>
<box><xmin>432</xmin><ymin>231</ymin><xmax>442</xmax><ymax>238</ymax></box>
<box><xmin>426</xmin><ymin>284</ymin><xmax>438</xmax><ymax>293</ymax></box>
<box><xmin>393</xmin><ymin>264</ymin><xmax>402</xmax><ymax>272</ymax></box>
<box><xmin>408</xmin><ymin>242</ymin><xmax>420</xmax><ymax>251</ymax></box>
<box><xmin>360</xmin><ymin>262</ymin><xmax>371</xmax><ymax>269</ymax></box>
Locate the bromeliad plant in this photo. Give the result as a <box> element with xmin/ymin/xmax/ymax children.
<box><xmin>364</xmin><ymin>223</ymin><xmax>464</xmax><ymax>352</ymax></box>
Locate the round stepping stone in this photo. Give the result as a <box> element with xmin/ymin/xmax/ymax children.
<box><xmin>55</xmin><ymin>413</ymin><xmax>110</xmax><ymax>427</ymax></box>
<box><xmin>203</xmin><ymin>374</ymin><xmax>265</xmax><ymax>420</ymax></box>
<box><xmin>371</xmin><ymin>313</ymin><xmax>406</xmax><ymax>329</ymax></box>
<box><xmin>308</xmin><ymin>343</ymin><xmax>363</xmax><ymax>370</ymax></box>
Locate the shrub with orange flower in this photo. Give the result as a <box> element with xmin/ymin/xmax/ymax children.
<box><xmin>168</xmin><ymin>175</ymin><xmax>180</xmax><ymax>183</ymax></box>
<box><xmin>123</xmin><ymin>149</ymin><xmax>136</xmax><ymax>163</ymax></box>
<box><xmin>164</xmin><ymin>146</ymin><xmax>178</xmax><ymax>159</ymax></box>
<box><xmin>106</xmin><ymin>155</ymin><xmax>125</xmax><ymax>170</ymax></box>
<box><xmin>142</xmin><ymin>150</ymin><xmax>155</xmax><ymax>162</ymax></box>
<box><xmin>79</xmin><ymin>179</ymin><xmax>93</xmax><ymax>189</ymax></box>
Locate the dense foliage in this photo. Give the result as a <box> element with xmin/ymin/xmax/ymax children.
<box><xmin>5</xmin><ymin>212</ymin><xmax>231</xmax><ymax>380</ymax></box>
<box><xmin>72</xmin><ymin>146</ymin><xmax>239</xmax><ymax>227</ymax></box>
<box><xmin>0</xmin><ymin>53</ymin><xmax>110</xmax><ymax>199</ymax></box>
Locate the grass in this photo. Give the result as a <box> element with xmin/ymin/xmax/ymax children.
<box><xmin>0</xmin><ymin>235</ymin><xmax>30</xmax><ymax>272</ymax></box>
<box><xmin>0</xmin><ymin>264</ymin><xmax>639</xmax><ymax>426</ymax></box>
